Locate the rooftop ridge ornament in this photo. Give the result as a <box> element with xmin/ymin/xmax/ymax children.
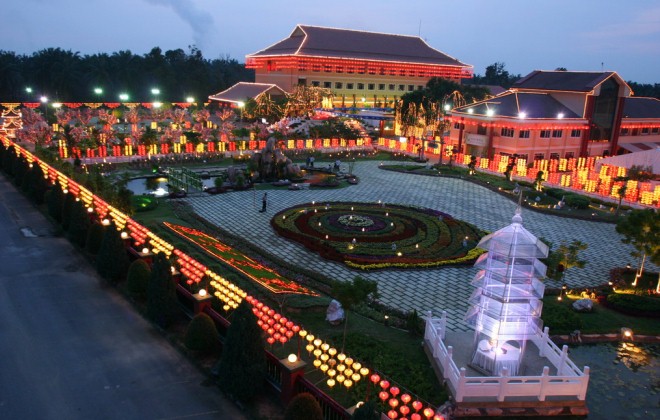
<box><xmin>513</xmin><ymin>189</ymin><xmax>523</xmax><ymax>224</ymax></box>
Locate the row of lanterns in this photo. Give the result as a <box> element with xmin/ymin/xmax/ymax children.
<box><xmin>208</xmin><ymin>271</ymin><xmax>246</xmax><ymax>311</ymax></box>
<box><xmin>247</xmin><ymin>296</ymin><xmax>300</xmax><ymax>345</ymax></box>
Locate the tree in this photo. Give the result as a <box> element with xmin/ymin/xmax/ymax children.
<box><xmin>616</xmin><ymin>209</ymin><xmax>659</xmax><ymax>285</ymax></box>
<box><xmin>332</xmin><ymin>276</ymin><xmax>378</xmax><ymax>352</ymax></box>
<box><xmin>534</xmin><ymin>170</ymin><xmax>544</xmax><ymax>191</ymax></box>
<box><xmin>46</xmin><ymin>180</ymin><xmax>64</xmax><ymax>222</ymax></box>
<box><xmin>96</xmin><ymin>221</ymin><xmax>130</xmax><ymax>283</ymax></box>
<box><xmin>146</xmin><ymin>252</ymin><xmax>178</xmax><ymax>328</ymax></box>
<box><xmin>215</xmin><ymin>300</ymin><xmax>265</xmax><ymax>403</ymax></box>
<box><xmin>613</xmin><ymin>176</ymin><xmax>628</xmax><ymax>216</ymax></box>
<box><xmin>68</xmin><ymin>199</ymin><xmax>91</xmax><ymax>248</ymax></box>
<box><xmin>546</xmin><ymin>240</ymin><xmax>588</xmax><ymax>282</ymax></box>
<box><xmin>85</xmin><ymin>222</ymin><xmax>105</xmax><ymax>255</ymax></box>
<box><xmin>284</xmin><ymin>393</ymin><xmax>323</xmax><ymax>420</ymax></box>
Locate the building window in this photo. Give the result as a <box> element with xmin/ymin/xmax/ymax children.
<box><xmin>311</xmin><ymin>81</ymin><xmax>320</xmax><ymax>87</ymax></box>
<box><xmin>632</xmin><ymin>128</ymin><xmax>639</xmax><ymax>136</ymax></box>
<box><xmin>620</xmin><ymin>128</ymin><xmax>629</xmax><ymax>135</ymax></box>
<box><xmin>368</xmin><ymin>83</ymin><xmax>375</xmax><ymax>90</ymax></box>
<box><xmin>335</xmin><ymin>82</ymin><xmax>343</xmax><ymax>89</ymax></box>
<box><xmin>534</xmin><ymin>153</ymin><xmax>545</xmax><ymax>160</ymax></box>
<box><xmin>477</xmin><ymin>124</ymin><xmax>487</xmax><ymax>135</ymax></box>
<box><xmin>540</xmin><ymin>130</ymin><xmax>551</xmax><ymax>138</ymax></box>
<box><xmin>518</xmin><ymin>130</ymin><xmax>530</xmax><ymax>138</ymax></box>
<box><xmin>652</xmin><ymin>127</ymin><xmax>659</xmax><ymax>134</ymax></box>
<box><xmin>323</xmin><ymin>81</ymin><xmax>331</xmax><ymax>89</ymax></box>
<box><xmin>417</xmin><ymin>85</ymin><xmax>423</xmax><ymax>90</ymax></box>
<box><xmin>501</xmin><ymin>128</ymin><xmax>514</xmax><ymax>137</ymax></box>
<box><xmin>357</xmin><ymin>83</ymin><xmax>365</xmax><ymax>90</ymax></box>
<box><xmin>388</xmin><ymin>84</ymin><xmax>395</xmax><ymax>90</ymax></box>
<box><xmin>565</xmin><ymin>152</ymin><xmax>574</xmax><ymax>159</ymax></box>
<box><xmin>550</xmin><ymin>153</ymin><xmax>560</xmax><ymax>160</ymax></box>
<box><xmin>407</xmin><ymin>85</ymin><xmax>414</xmax><ymax>92</ymax></box>
<box><xmin>570</xmin><ymin>129</ymin><xmax>582</xmax><ymax>137</ymax></box>
<box><xmin>641</xmin><ymin>128</ymin><xmax>650</xmax><ymax>135</ymax></box>
<box><xmin>517</xmin><ymin>154</ymin><xmax>528</xmax><ymax>161</ymax></box>
<box><xmin>347</xmin><ymin>83</ymin><xmax>354</xmax><ymax>90</ymax></box>
<box><xmin>453</xmin><ymin>122</ymin><xmax>461</xmax><ymax>130</ymax></box>
<box><xmin>552</xmin><ymin>129</ymin><xmax>563</xmax><ymax>138</ymax></box>
<box><xmin>378</xmin><ymin>84</ymin><xmax>385</xmax><ymax>90</ymax></box>
<box><xmin>398</xmin><ymin>84</ymin><xmax>405</xmax><ymax>91</ymax></box>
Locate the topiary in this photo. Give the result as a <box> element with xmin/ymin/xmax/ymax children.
<box><xmin>126</xmin><ymin>259</ymin><xmax>151</xmax><ymax>301</ymax></box>
<box><xmin>146</xmin><ymin>252</ymin><xmax>178</xmax><ymax>328</ymax></box>
<box><xmin>85</xmin><ymin>222</ymin><xmax>105</xmax><ymax>255</ymax></box>
<box><xmin>60</xmin><ymin>192</ymin><xmax>76</xmax><ymax>231</ymax></box>
<box><xmin>68</xmin><ymin>200</ymin><xmax>91</xmax><ymax>248</ymax></box>
<box><xmin>46</xmin><ymin>181</ymin><xmax>64</xmax><ymax>222</ymax></box>
<box><xmin>564</xmin><ymin>194</ymin><xmax>590</xmax><ymax>209</ymax></box>
<box><xmin>214</xmin><ymin>300</ymin><xmax>265</xmax><ymax>403</ymax></box>
<box><xmin>352</xmin><ymin>400</ymin><xmax>380</xmax><ymax>420</ymax></box>
<box><xmin>96</xmin><ymin>221</ymin><xmax>130</xmax><ymax>283</ymax></box>
<box><xmin>284</xmin><ymin>392</ymin><xmax>323</xmax><ymax>420</ymax></box>
<box><xmin>184</xmin><ymin>313</ymin><xmax>220</xmax><ymax>353</ymax></box>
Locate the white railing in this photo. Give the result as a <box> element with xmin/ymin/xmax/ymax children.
<box><xmin>424</xmin><ymin>312</ymin><xmax>590</xmax><ymax>402</ymax></box>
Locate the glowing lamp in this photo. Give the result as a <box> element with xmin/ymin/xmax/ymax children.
<box><xmin>344</xmin><ymin>379</ymin><xmax>353</xmax><ymax>388</ymax></box>
<box><xmin>379</xmin><ymin>391</ymin><xmax>389</xmax><ymax>401</ymax></box>
<box><xmin>388</xmin><ymin>410</ymin><xmax>399</xmax><ymax>419</ymax></box>
<box><xmin>411</xmin><ymin>415</ymin><xmax>421</xmax><ymax>420</ymax></box>
<box><xmin>313</xmin><ymin>349</ymin><xmax>322</xmax><ymax>357</ymax></box>
<box><xmin>287</xmin><ymin>354</ymin><xmax>298</xmax><ymax>363</ymax></box>
<box><xmin>306</xmin><ymin>344</ymin><xmax>314</xmax><ymax>353</ymax></box>
<box><xmin>299</xmin><ymin>329</ymin><xmax>307</xmax><ymax>338</ymax></box>
<box><xmin>87</xmin><ymin>207</ymin><xmax>94</xmax><ymax>213</ymax></box>
<box><xmin>327</xmin><ymin>378</ymin><xmax>336</xmax><ymax>388</ymax></box>
<box><xmin>360</xmin><ymin>367</ymin><xmax>370</xmax><ymax>376</ymax></box>
<box><xmin>328</xmin><ymin>369</ymin><xmax>336</xmax><ymax>377</ymax></box>
<box><xmin>337</xmin><ymin>353</ymin><xmax>346</xmax><ymax>362</ymax></box>
<box><xmin>279</xmin><ymin>336</ymin><xmax>287</xmax><ymax>344</ymax></box>
<box><xmin>328</xmin><ymin>348</ymin><xmax>337</xmax><ymax>356</ymax></box>
<box><xmin>337</xmin><ymin>364</ymin><xmax>346</xmax><ymax>372</ymax></box>
<box><xmin>380</xmin><ymin>380</ymin><xmax>390</xmax><ymax>389</ymax></box>
<box><xmin>320</xmin><ymin>364</ymin><xmax>328</xmax><ymax>372</ymax></box>
<box><xmin>198</xmin><ymin>289</ymin><xmax>207</xmax><ymax>297</ymax></box>
<box><xmin>266</xmin><ymin>337</ymin><xmax>275</xmax><ymax>345</ymax></box>
<box><xmin>306</xmin><ymin>334</ymin><xmax>315</xmax><ymax>343</ymax></box>
<box><xmin>400</xmin><ymin>406</ymin><xmax>410</xmax><ymax>416</ymax></box>
<box><xmin>352</xmin><ymin>373</ymin><xmax>360</xmax><ymax>381</ymax></box>
<box><xmin>336</xmin><ymin>374</ymin><xmax>345</xmax><ymax>383</ymax></box>
<box><xmin>423</xmin><ymin>408</ymin><xmax>435</xmax><ymax>418</ymax></box>
<box><xmin>313</xmin><ymin>359</ymin><xmax>322</xmax><ymax>367</ymax></box>
<box><xmin>371</xmin><ymin>373</ymin><xmax>381</xmax><ymax>384</ymax></box>
<box><xmin>313</xmin><ymin>338</ymin><xmax>322</xmax><ymax>347</ymax></box>
<box><xmin>353</xmin><ymin>362</ymin><xmax>361</xmax><ymax>371</ymax></box>
<box><xmin>101</xmin><ymin>219</ymin><xmax>110</xmax><ymax>226</ymax></box>
<box><xmin>142</xmin><ymin>248</ymin><xmax>149</xmax><ymax>254</ymax></box>
<box><xmin>389</xmin><ymin>398</ymin><xmax>399</xmax><ymax>408</ymax></box>
<box><xmin>120</xmin><ymin>232</ymin><xmax>129</xmax><ymax>239</ymax></box>
<box><xmin>390</xmin><ymin>386</ymin><xmax>400</xmax><ymax>396</ymax></box>
<box><xmin>412</xmin><ymin>401</ymin><xmax>423</xmax><ymax>411</ymax></box>
<box><xmin>401</xmin><ymin>394</ymin><xmax>412</xmax><ymax>404</ymax></box>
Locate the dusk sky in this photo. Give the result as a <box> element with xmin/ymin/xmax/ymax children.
<box><xmin>3</xmin><ymin>0</ymin><xmax>659</xmax><ymax>84</ymax></box>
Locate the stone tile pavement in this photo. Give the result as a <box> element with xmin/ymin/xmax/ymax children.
<box><xmin>185</xmin><ymin>161</ymin><xmax>656</xmax><ymax>332</ymax></box>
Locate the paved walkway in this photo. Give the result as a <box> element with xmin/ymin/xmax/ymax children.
<box><xmin>186</xmin><ymin>161</ymin><xmax>655</xmax><ymax>332</ymax></box>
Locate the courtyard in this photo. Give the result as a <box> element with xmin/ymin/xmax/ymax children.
<box><xmin>186</xmin><ymin>159</ymin><xmax>655</xmax><ymax>332</ymax></box>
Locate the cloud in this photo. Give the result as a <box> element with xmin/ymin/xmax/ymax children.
<box><xmin>144</xmin><ymin>0</ymin><xmax>214</xmax><ymax>50</ymax></box>
<box><xmin>581</xmin><ymin>6</ymin><xmax>660</xmax><ymax>53</ymax></box>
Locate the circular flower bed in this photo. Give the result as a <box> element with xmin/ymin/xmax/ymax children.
<box><xmin>271</xmin><ymin>202</ymin><xmax>485</xmax><ymax>269</ymax></box>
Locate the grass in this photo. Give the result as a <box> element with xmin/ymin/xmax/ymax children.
<box><xmin>543</xmin><ymin>295</ymin><xmax>659</xmax><ymax>336</ymax></box>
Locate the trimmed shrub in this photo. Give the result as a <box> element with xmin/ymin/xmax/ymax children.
<box><xmin>284</xmin><ymin>393</ymin><xmax>323</xmax><ymax>420</ymax></box>
<box><xmin>126</xmin><ymin>259</ymin><xmax>151</xmax><ymax>300</ymax></box>
<box><xmin>564</xmin><ymin>194</ymin><xmax>590</xmax><ymax>209</ymax></box>
<box><xmin>146</xmin><ymin>253</ymin><xmax>178</xmax><ymax>328</ymax></box>
<box><xmin>215</xmin><ymin>300</ymin><xmax>265</xmax><ymax>403</ymax></box>
<box><xmin>541</xmin><ymin>302</ymin><xmax>583</xmax><ymax>334</ymax></box>
<box><xmin>96</xmin><ymin>221</ymin><xmax>130</xmax><ymax>283</ymax></box>
<box><xmin>85</xmin><ymin>222</ymin><xmax>105</xmax><ymax>255</ymax></box>
<box><xmin>68</xmin><ymin>200</ymin><xmax>91</xmax><ymax>247</ymax></box>
<box><xmin>184</xmin><ymin>313</ymin><xmax>220</xmax><ymax>353</ymax></box>
<box><xmin>352</xmin><ymin>400</ymin><xmax>380</xmax><ymax>420</ymax></box>
<box><xmin>46</xmin><ymin>181</ymin><xmax>64</xmax><ymax>222</ymax></box>
<box><xmin>61</xmin><ymin>192</ymin><xmax>76</xmax><ymax>231</ymax></box>
<box><xmin>606</xmin><ymin>293</ymin><xmax>660</xmax><ymax>317</ymax></box>
<box><xmin>27</xmin><ymin>164</ymin><xmax>49</xmax><ymax>204</ymax></box>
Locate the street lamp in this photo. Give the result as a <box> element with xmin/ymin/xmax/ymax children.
<box><xmin>186</xmin><ymin>96</ymin><xmax>195</xmax><ymax>104</ymax></box>
<box><xmin>119</xmin><ymin>93</ymin><xmax>129</xmax><ymax>102</ymax></box>
<box><xmin>151</xmin><ymin>88</ymin><xmax>160</xmax><ymax>96</ymax></box>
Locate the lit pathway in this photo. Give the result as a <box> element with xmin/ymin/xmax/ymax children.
<box><xmin>186</xmin><ymin>161</ymin><xmax>654</xmax><ymax>332</ymax></box>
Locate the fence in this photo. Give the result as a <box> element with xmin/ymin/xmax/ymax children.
<box><xmin>424</xmin><ymin>311</ymin><xmax>590</xmax><ymax>403</ymax></box>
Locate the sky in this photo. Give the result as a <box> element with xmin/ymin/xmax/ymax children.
<box><xmin>2</xmin><ymin>0</ymin><xmax>659</xmax><ymax>84</ymax></box>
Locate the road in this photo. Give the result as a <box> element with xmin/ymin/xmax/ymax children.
<box><xmin>0</xmin><ymin>175</ymin><xmax>245</xmax><ymax>420</ymax></box>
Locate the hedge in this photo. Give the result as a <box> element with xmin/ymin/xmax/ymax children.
<box><xmin>606</xmin><ymin>293</ymin><xmax>660</xmax><ymax>317</ymax></box>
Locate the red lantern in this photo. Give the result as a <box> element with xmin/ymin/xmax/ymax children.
<box><xmin>401</xmin><ymin>394</ymin><xmax>411</xmax><ymax>404</ymax></box>
<box><xmin>400</xmin><ymin>406</ymin><xmax>410</xmax><ymax>416</ymax></box>
<box><xmin>388</xmin><ymin>410</ymin><xmax>398</xmax><ymax>419</ymax></box>
<box><xmin>285</xmin><ymin>330</ymin><xmax>294</xmax><ymax>338</ymax></box>
<box><xmin>273</xmin><ymin>332</ymin><xmax>281</xmax><ymax>340</ymax></box>
<box><xmin>433</xmin><ymin>415</ymin><xmax>445</xmax><ymax>420</ymax></box>
<box><xmin>292</xmin><ymin>325</ymin><xmax>300</xmax><ymax>333</ymax></box>
<box><xmin>390</xmin><ymin>386</ymin><xmax>400</xmax><ymax>396</ymax></box>
<box><xmin>370</xmin><ymin>374</ymin><xmax>381</xmax><ymax>384</ymax></box>
<box><xmin>286</xmin><ymin>321</ymin><xmax>294</xmax><ymax>328</ymax></box>
<box><xmin>380</xmin><ymin>380</ymin><xmax>390</xmax><ymax>390</ymax></box>
<box><xmin>279</xmin><ymin>336</ymin><xmax>287</xmax><ymax>344</ymax></box>
<box><xmin>379</xmin><ymin>391</ymin><xmax>389</xmax><ymax>401</ymax></box>
<box><xmin>266</xmin><ymin>337</ymin><xmax>275</xmax><ymax>344</ymax></box>
<box><xmin>412</xmin><ymin>401</ymin><xmax>423</xmax><ymax>411</ymax></box>
<box><xmin>267</xmin><ymin>328</ymin><xmax>274</xmax><ymax>335</ymax></box>
<box><xmin>280</xmin><ymin>317</ymin><xmax>287</xmax><ymax>324</ymax></box>
<box><xmin>273</xmin><ymin>313</ymin><xmax>281</xmax><ymax>320</ymax></box>
<box><xmin>411</xmin><ymin>415</ymin><xmax>421</xmax><ymax>420</ymax></box>
<box><xmin>423</xmin><ymin>408</ymin><xmax>434</xmax><ymax>419</ymax></box>
<box><xmin>389</xmin><ymin>398</ymin><xmax>399</xmax><ymax>408</ymax></box>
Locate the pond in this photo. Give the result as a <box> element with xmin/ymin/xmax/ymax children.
<box><xmin>125</xmin><ymin>176</ymin><xmax>220</xmax><ymax>196</ymax></box>
<box><xmin>568</xmin><ymin>342</ymin><xmax>658</xmax><ymax>419</ymax></box>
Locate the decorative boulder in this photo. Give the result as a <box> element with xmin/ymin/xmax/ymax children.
<box><xmin>326</xmin><ymin>299</ymin><xmax>345</xmax><ymax>325</ymax></box>
<box><xmin>572</xmin><ymin>298</ymin><xmax>593</xmax><ymax>313</ymax></box>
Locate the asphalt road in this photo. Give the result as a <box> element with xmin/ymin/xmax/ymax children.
<box><xmin>0</xmin><ymin>175</ymin><xmax>245</xmax><ymax>420</ymax></box>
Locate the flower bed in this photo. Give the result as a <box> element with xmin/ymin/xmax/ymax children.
<box><xmin>271</xmin><ymin>202</ymin><xmax>485</xmax><ymax>269</ymax></box>
<box><xmin>164</xmin><ymin>222</ymin><xmax>318</xmax><ymax>296</ymax></box>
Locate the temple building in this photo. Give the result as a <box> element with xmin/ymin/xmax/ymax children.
<box><xmin>244</xmin><ymin>24</ymin><xmax>472</xmax><ymax>108</ymax></box>
<box><xmin>447</xmin><ymin>70</ymin><xmax>660</xmax><ymax>161</ymax></box>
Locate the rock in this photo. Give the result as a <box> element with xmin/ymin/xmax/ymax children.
<box><xmin>572</xmin><ymin>298</ymin><xmax>593</xmax><ymax>312</ymax></box>
<box><xmin>326</xmin><ymin>299</ymin><xmax>344</xmax><ymax>325</ymax></box>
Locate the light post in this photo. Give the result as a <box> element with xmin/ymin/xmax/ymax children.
<box><xmin>237</xmin><ymin>101</ymin><xmax>245</xmax><ymax>121</ymax></box>
<box><xmin>25</xmin><ymin>87</ymin><xmax>33</xmax><ymax>101</ymax></box>
<box><xmin>40</xmin><ymin>95</ymin><xmax>49</xmax><ymax>120</ymax></box>
<box><xmin>94</xmin><ymin>87</ymin><xmax>103</xmax><ymax>103</ymax></box>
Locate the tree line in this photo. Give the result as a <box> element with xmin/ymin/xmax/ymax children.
<box><xmin>0</xmin><ymin>46</ymin><xmax>253</xmax><ymax>102</ymax></box>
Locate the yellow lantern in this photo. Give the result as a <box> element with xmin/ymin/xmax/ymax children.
<box><xmin>313</xmin><ymin>349</ymin><xmax>322</xmax><ymax>358</ymax></box>
<box><xmin>327</xmin><ymin>378</ymin><xmax>336</xmax><ymax>388</ymax></box>
<box><xmin>306</xmin><ymin>344</ymin><xmax>314</xmax><ymax>353</ymax></box>
<box><xmin>320</xmin><ymin>364</ymin><xmax>329</xmax><ymax>372</ymax></box>
<box><xmin>328</xmin><ymin>369</ymin><xmax>336</xmax><ymax>377</ymax></box>
<box><xmin>328</xmin><ymin>348</ymin><xmax>337</xmax><ymax>357</ymax></box>
<box><xmin>336</xmin><ymin>374</ymin><xmax>346</xmax><ymax>383</ymax></box>
<box><xmin>313</xmin><ymin>359</ymin><xmax>322</xmax><ymax>368</ymax></box>
<box><xmin>337</xmin><ymin>364</ymin><xmax>346</xmax><ymax>372</ymax></box>
<box><xmin>344</xmin><ymin>379</ymin><xmax>353</xmax><ymax>388</ymax></box>
<box><xmin>313</xmin><ymin>339</ymin><xmax>322</xmax><ymax>347</ymax></box>
<box><xmin>352</xmin><ymin>373</ymin><xmax>360</xmax><ymax>382</ymax></box>
<box><xmin>337</xmin><ymin>353</ymin><xmax>346</xmax><ymax>362</ymax></box>
<box><xmin>345</xmin><ymin>357</ymin><xmax>354</xmax><ymax>366</ymax></box>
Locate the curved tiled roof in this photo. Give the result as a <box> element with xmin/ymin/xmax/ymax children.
<box><xmin>454</xmin><ymin>92</ymin><xmax>581</xmax><ymax>119</ymax></box>
<box><xmin>512</xmin><ymin>70</ymin><xmax>621</xmax><ymax>92</ymax></box>
<box><xmin>208</xmin><ymin>82</ymin><xmax>286</xmax><ymax>104</ymax></box>
<box><xmin>622</xmin><ymin>97</ymin><xmax>660</xmax><ymax>119</ymax></box>
<box><xmin>247</xmin><ymin>24</ymin><xmax>468</xmax><ymax>67</ymax></box>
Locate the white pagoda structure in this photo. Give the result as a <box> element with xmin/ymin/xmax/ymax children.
<box><xmin>464</xmin><ymin>207</ymin><xmax>548</xmax><ymax>376</ymax></box>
